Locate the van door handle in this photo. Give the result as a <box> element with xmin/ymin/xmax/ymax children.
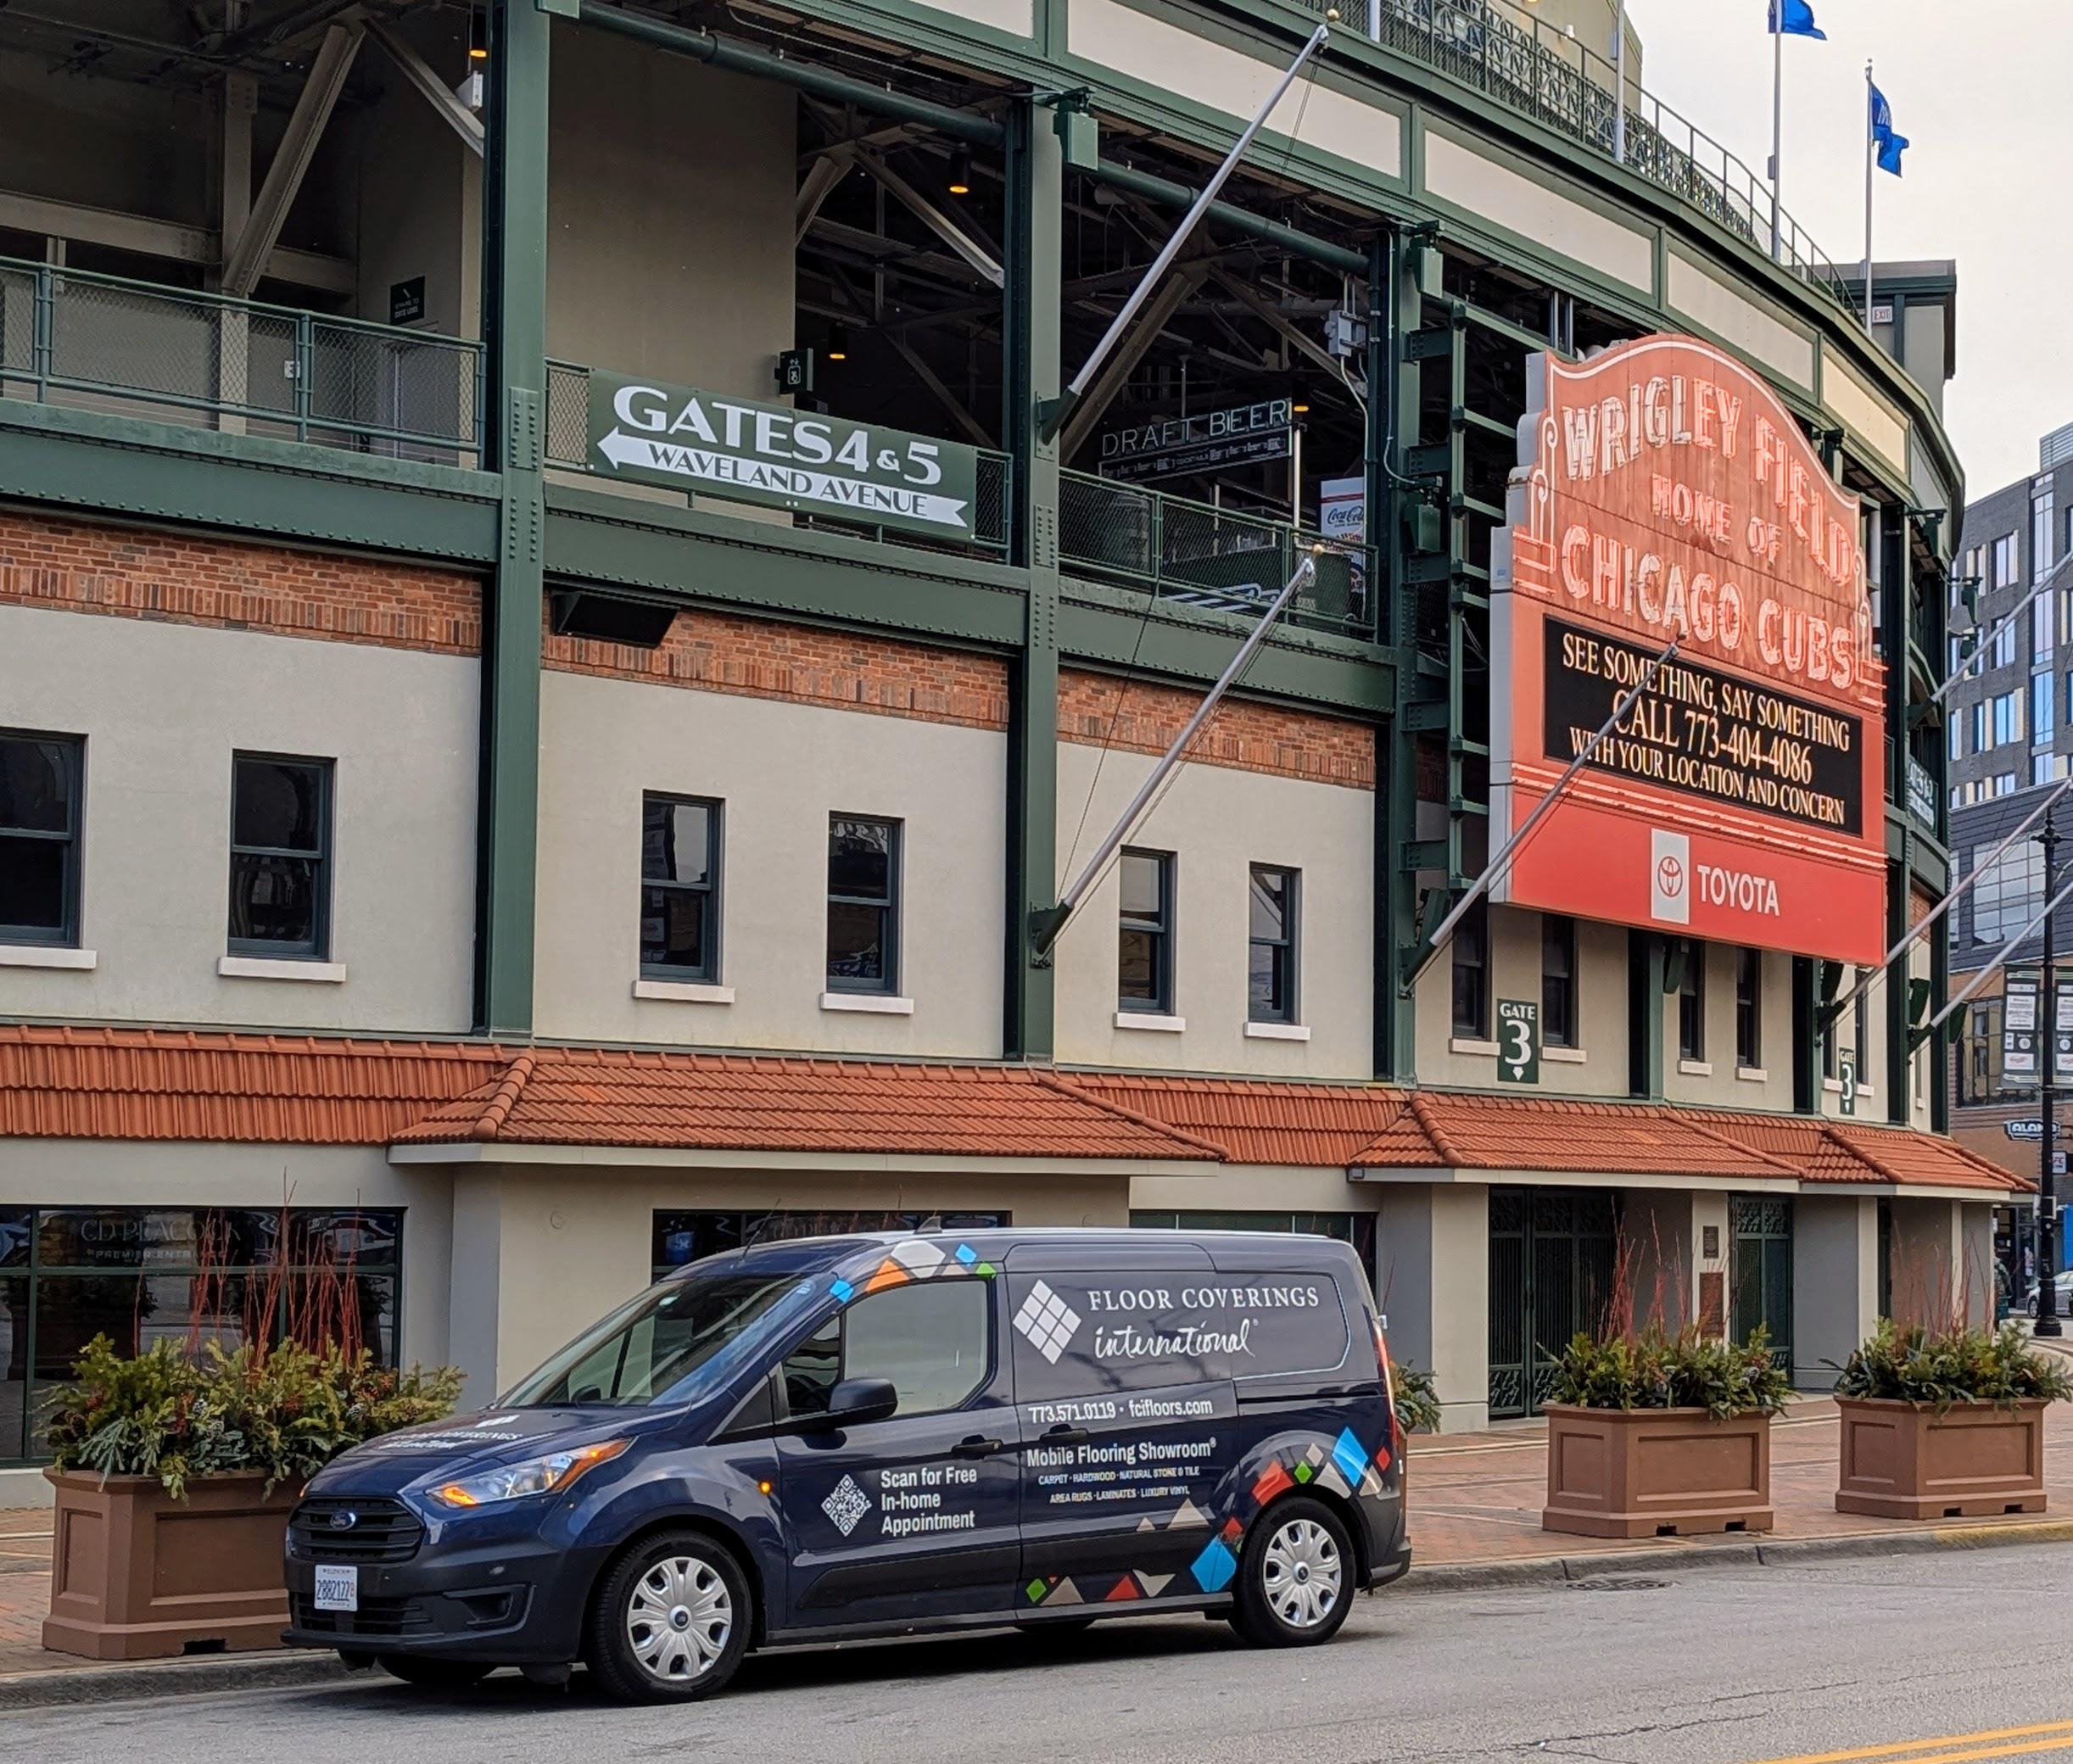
<box><xmin>1041</xmin><ymin>1424</ymin><xmax>1089</xmax><ymax>1447</ymax></box>
<box><xmin>953</xmin><ymin>1434</ymin><xmax>1005</xmax><ymax>1458</ymax></box>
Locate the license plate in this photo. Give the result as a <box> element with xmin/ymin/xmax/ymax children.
<box><xmin>313</xmin><ymin>1564</ymin><xmax>359</xmax><ymax>1612</ymax></box>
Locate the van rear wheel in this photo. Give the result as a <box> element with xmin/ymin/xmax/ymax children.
<box><xmin>587</xmin><ymin>1529</ymin><xmax>752</xmax><ymax>1704</ymax></box>
<box><xmin>1230</xmin><ymin>1498</ymin><xmax>1354</xmax><ymax>1649</ymax></box>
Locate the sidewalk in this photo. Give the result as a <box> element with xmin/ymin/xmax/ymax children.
<box><xmin>4</xmin><ymin>1398</ymin><xmax>2071</xmax><ymax>1703</ymax></box>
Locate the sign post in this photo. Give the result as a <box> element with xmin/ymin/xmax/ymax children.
<box><xmin>1496</xmin><ymin>1000</ymin><xmax>1540</xmax><ymax>1084</ymax></box>
<box><xmin>585</xmin><ymin>373</ymin><xmax>981</xmax><ymax>543</ymax></box>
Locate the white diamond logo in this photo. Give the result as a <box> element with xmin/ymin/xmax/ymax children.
<box><xmin>1013</xmin><ymin>1279</ymin><xmax>1083</xmax><ymax>1365</ymax></box>
<box><xmin>822</xmin><ymin>1474</ymin><xmax>871</xmax><ymax>1538</ymax></box>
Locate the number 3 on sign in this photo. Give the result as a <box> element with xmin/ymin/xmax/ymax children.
<box><xmin>1496</xmin><ymin>1000</ymin><xmax>1539</xmax><ymax>1086</ymax></box>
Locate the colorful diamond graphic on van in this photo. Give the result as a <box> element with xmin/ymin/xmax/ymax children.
<box><xmin>1025</xmin><ymin>1578</ymin><xmax>1048</xmax><ymax>1605</ymax></box>
<box><xmin>1041</xmin><ymin>1577</ymin><xmax>1083</xmax><ymax>1606</ymax></box>
<box><xmin>1012</xmin><ymin>1280</ymin><xmax>1082</xmax><ymax>1364</ymax></box>
<box><xmin>1294</xmin><ymin>1463</ymin><xmax>1314</xmax><ymax>1483</ymax></box>
<box><xmin>1104</xmin><ymin>1575</ymin><xmax>1141</xmax><ymax>1602</ymax></box>
<box><xmin>1135</xmin><ymin>1571</ymin><xmax>1174</xmax><ymax>1598</ymax></box>
<box><xmin>953</xmin><ymin>1243</ymin><xmax>978</xmax><ymax>1267</ymax></box>
<box><xmin>1303</xmin><ymin>1443</ymin><xmax>1325</xmax><ymax>1468</ymax></box>
<box><xmin>1314</xmin><ymin>1463</ymin><xmax>1353</xmax><ymax>1500</ymax></box>
<box><xmin>1251</xmin><ymin>1462</ymin><xmax>1294</xmax><ymax>1506</ymax></box>
<box><xmin>1190</xmin><ymin>1537</ymin><xmax>1238</xmax><ymax>1594</ymax></box>
<box><xmin>1170</xmin><ymin>1498</ymin><xmax>1211</xmax><ymax>1530</ymax></box>
<box><xmin>863</xmin><ymin>1258</ymin><xmax>910</xmax><ymax>1294</ymax></box>
<box><xmin>1359</xmin><ymin>1465</ymin><xmax>1384</xmax><ymax>1499</ymax></box>
<box><xmin>1331</xmin><ymin>1428</ymin><xmax>1369</xmax><ymax>1487</ymax></box>
<box><xmin>889</xmin><ymin>1238</ymin><xmax>947</xmax><ymax>1276</ymax></box>
<box><xmin>975</xmin><ymin>1262</ymin><xmax>997</xmax><ymax>1278</ymax></box>
<box><xmin>829</xmin><ymin>1278</ymin><xmax>855</xmax><ymax>1303</ymax></box>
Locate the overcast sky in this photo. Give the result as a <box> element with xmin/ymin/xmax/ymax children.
<box><xmin>1622</xmin><ymin>0</ymin><xmax>2065</xmax><ymax>503</ymax></box>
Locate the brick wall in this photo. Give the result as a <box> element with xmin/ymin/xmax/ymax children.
<box><xmin>0</xmin><ymin>513</ymin><xmax>481</xmax><ymax>655</ymax></box>
<box><xmin>1057</xmin><ymin>667</ymin><xmax>1374</xmax><ymax>788</ymax></box>
<box><xmin>545</xmin><ymin>608</ymin><xmax>1011</xmax><ymax>731</ymax></box>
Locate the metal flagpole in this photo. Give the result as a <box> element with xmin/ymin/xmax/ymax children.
<box><xmin>1926</xmin><ymin>870</ymin><xmax>2073</xmax><ymax>1038</ymax></box>
<box><xmin>1612</xmin><ymin>0</ymin><xmax>1628</xmax><ymax>165</ymax></box>
<box><xmin>1031</xmin><ymin>550</ymin><xmax>1324</xmax><ymax>954</ymax></box>
<box><xmin>1768</xmin><ymin>11</ymin><xmax>1784</xmax><ymax>260</ymax></box>
<box><xmin>1863</xmin><ymin>60</ymin><xmax>1876</xmax><ymax>333</ymax></box>
<box><xmin>1830</xmin><ymin>777</ymin><xmax>2073</xmax><ymax>1020</ymax></box>
<box><xmin>1402</xmin><ymin>639</ymin><xmax>1679</xmax><ymax>995</ymax></box>
<box><xmin>1928</xmin><ymin>548</ymin><xmax>2073</xmax><ymax>712</ymax></box>
<box><xmin>2038</xmin><ymin>814</ymin><xmax>2062</xmax><ymax>1335</ymax></box>
<box><xmin>1039</xmin><ymin>17</ymin><xmax>1333</xmax><ymax>441</ymax></box>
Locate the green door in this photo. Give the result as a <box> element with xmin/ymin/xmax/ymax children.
<box><xmin>1730</xmin><ymin>1197</ymin><xmax>1795</xmax><ymax>1370</ymax></box>
<box><xmin>1487</xmin><ymin>1187</ymin><xmax>1619</xmax><ymax>1420</ymax></box>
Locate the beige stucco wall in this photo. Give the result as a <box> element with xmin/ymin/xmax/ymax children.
<box><xmin>1052</xmin><ymin>744</ymin><xmax>1375</xmax><ymax>1079</ymax></box>
<box><xmin>534</xmin><ymin>671</ymin><xmax>1007</xmax><ymax>1058</ymax></box>
<box><xmin>1662</xmin><ymin>941</ymin><xmax>1795</xmax><ymax>1113</ymax></box>
<box><xmin>442</xmin><ymin>1161</ymin><xmax>1131</xmax><ymax>1398</ymax></box>
<box><xmin>0</xmin><ymin>607</ymin><xmax>478</xmax><ymax>1034</ymax></box>
<box><xmin>1373</xmin><ymin>1182</ymin><xmax>1488</xmax><ymax>1432</ymax></box>
<box><xmin>1793</xmin><ymin>1193</ymin><xmax>1878</xmax><ymax>1386</ymax></box>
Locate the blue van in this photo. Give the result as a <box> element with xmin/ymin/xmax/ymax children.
<box><xmin>283</xmin><ymin>1227</ymin><xmax>1409</xmax><ymax>1701</ymax></box>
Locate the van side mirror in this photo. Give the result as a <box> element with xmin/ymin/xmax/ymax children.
<box><xmin>806</xmin><ymin>1377</ymin><xmax>898</xmax><ymax>1432</ymax></box>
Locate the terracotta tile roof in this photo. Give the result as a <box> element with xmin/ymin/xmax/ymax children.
<box><xmin>0</xmin><ymin>1024</ymin><xmax>500</xmax><ymax>1143</ymax></box>
<box><xmin>392</xmin><ymin>1049</ymin><xmax>1225</xmax><ymax>1161</ymax></box>
<box><xmin>1056</xmin><ymin>1074</ymin><xmax>1408</xmax><ymax>1167</ymax></box>
<box><xmin>1701</xmin><ymin>1113</ymin><xmax>2029</xmax><ymax>1194</ymax></box>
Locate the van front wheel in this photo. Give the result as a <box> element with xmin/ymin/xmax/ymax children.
<box><xmin>1230</xmin><ymin>1498</ymin><xmax>1354</xmax><ymax>1648</ymax></box>
<box><xmin>587</xmin><ymin>1530</ymin><xmax>752</xmax><ymax>1704</ymax></box>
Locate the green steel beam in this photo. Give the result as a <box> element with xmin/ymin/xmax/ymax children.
<box><xmin>0</xmin><ymin>402</ymin><xmax>500</xmax><ymax>561</ymax></box>
<box><xmin>1379</xmin><ymin>231</ymin><xmax>1423</xmax><ymax>1080</ymax></box>
<box><xmin>1004</xmin><ymin>99</ymin><xmax>1064</xmax><ymax>1062</ymax></box>
<box><xmin>1083</xmin><ymin>159</ymin><xmax>1369</xmax><ymax>275</ymax></box>
<box><xmin>476</xmin><ymin>0</ymin><xmax>551</xmax><ymax>1038</ymax></box>
<box><xmin>577</xmin><ymin>1</ymin><xmax>1006</xmax><ymax>145</ymax></box>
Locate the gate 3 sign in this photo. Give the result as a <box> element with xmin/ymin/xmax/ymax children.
<box><xmin>586</xmin><ymin>373</ymin><xmax>980</xmax><ymax>541</ymax></box>
<box><xmin>1489</xmin><ymin>334</ymin><xmax>1886</xmax><ymax>965</ymax></box>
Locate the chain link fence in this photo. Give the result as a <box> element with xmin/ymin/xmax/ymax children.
<box><xmin>0</xmin><ymin>260</ymin><xmax>483</xmax><ymax>465</ymax></box>
<box><xmin>1281</xmin><ymin>0</ymin><xmax>1856</xmax><ymax>315</ymax></box>
<box><xmin>1059</xmin><ymin>470</ymin><xmax>1373</xmax><ymax>638</ymax></box>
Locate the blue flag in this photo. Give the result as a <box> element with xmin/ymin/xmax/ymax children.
<box><xmin>1870</xmin><ymin>83</ymin><xmax>1909</xmax><ymax>176</ymax></box>
<box><xmin>1768</xmin><ymin>0</ymin><xmax>1825</xmax><ymax>38</ymax></box>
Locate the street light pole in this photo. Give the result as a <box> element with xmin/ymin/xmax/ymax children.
<box><xmin>2039</xmin><ymin>812</ymin><xmax>2062</xmax><ymax>1337</ymax></box>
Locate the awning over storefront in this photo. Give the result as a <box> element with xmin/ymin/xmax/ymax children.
<box><xmin>0</xmin><ymin>1025</ymin><xmax>2028</xmax><ymax>1196</ymax></box>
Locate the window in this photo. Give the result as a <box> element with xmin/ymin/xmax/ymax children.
<box><xmin>227</xmin><ymin>754</ymin><xmax>332</xmax><ymax>957</ymax></box>
<box><xmin>2038</xmin><ymin>673</ymin><xmax>2059</xmax><ymax>745</ymax></box>
<box><xmin>1677</xmin><ymin>941</ymin><xmax>1706</xmax><ymax>1063</ymax></box>
<box><xmin>1992</xmin><ymin>692</ymin><xmax>2020</xmax><ymax>746</ymax></box>
<box><xmin>2036</xmin><ymin>484</ymin><xmax>2056</xmax><ymax>579</ymax></box>
<box><xmin>2037</xmin><ymin>596</ymin><xmax>2056</xmax><ymax>664</ymax></box>
<box><xmin>1973</xmin><ymin>701</ymin><xmax>1989</xmax><ymax>752</ymax></box>
<box><xmin>1247</xmin><ymin>865</ymin><xmax>1299</xmax><ymax>1024</ymax></box>
<box><xmin>1949</xmin><ymin>717</ymin><xmax>1963</xmax><ymax>762</ymax></box>
<box><xmin>826</xmin><ymin>816</ymin><xmax>899</xmax><ymax>992</ymax></box>
<box><xmin>1452</xmin><ymin>897</ymin><xmax>1489</xmax><ymax>1039</ymax></box>
<box><xmin>2037</xmin><ymin>753</ymin><xmax>2058</xmax><ymax>788</ymax></box>
<box><xmin>779</xmin><ymin>1280</ymin><xmax>990</xmax><ymax>1420</ymax></box>
<box><xmin>1118</xmin><ymin>849</ymin><xmax>1174</xmax><ymax>1013</ymax></box>
<box><xmin>1997</xmin><ymin>772</ymin><xmax>2019</xmax><ymax>796</ymax></box>
<box><xmin>0</xmin><ymin>1207</ymin><xmax>400</xmax><ymax>1465</ymax></box>
<box><xmin>0</xmin><ymin>731</ymin><xmax>83</xmax><ymax>946</ymax></box>
<box><xmin>1995</xmin><ymin>618</ymin><xmax>2019</xmax><ymax>670</ymax></box>
<box><xmin>1970</xmin><ymin>840</ymin><xmax>2044</xmax><ymax>946</ymax></box>
<box><xmin>1852</xmin><ymin>969</ymin><xmax>1871</xmax><ymax>1085</ymax></box>
<box><xmin>1994</xmin><ymin>533</ymin><xmax>2020</xmax><ymax>589</ymax></box>
<box><xmin>640</xmin><ymin>794</ymin><xmax>720</xmax><ymax>980</ymax></box>
<box><xmin>1735</xmin><ymin>948</ymin><xmax>1763</xmax><ymax>1070</ymax></box>
<box><xmin>1541</xmin><ymin>915</ymin><xmax>1578</xmax><ymax>1048</ymax></box>
<box><xmin>1958</xmin><ymin>1000</ymin><xmax>2003</xmax><ymax>1104</ymax></box>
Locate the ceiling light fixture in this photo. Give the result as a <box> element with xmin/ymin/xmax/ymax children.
<box><xmin>826</xmin><ymin>322</ymin><xmax>851</xmax><ymax>362</ymax></box>
<box><xmin>947</xmin><ymin>146</ymin><xmax>974</xmax><ymax>197</ymax></box>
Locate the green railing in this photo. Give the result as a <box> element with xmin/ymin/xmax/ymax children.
<box><xmin>545</xmin><ymin>358</ymin><xmax>1011</xmax><ymax>557</ymax></box>
<box><xmin>0</xmin><ymin>259</ymin><xmax>483</xmax><ymax>464</ymax></box>
<box><xmin>1289</xmin><ymin>0</ymin><xmax>1858</xmax><ymax>317</ymax></box>
<box><xmin>1059</xmin><ymin>469</ymin><xmax>1375</xmax><ymax>638</ymax></box>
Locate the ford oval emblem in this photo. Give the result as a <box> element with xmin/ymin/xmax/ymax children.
<box><xmin>327</xmin><ymin>1509</ymin><xmax>359</xmax><ymax>1532</ymax></box>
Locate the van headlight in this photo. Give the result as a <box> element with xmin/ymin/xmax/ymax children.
<box><xmin>426</xmin><ymin>1439</ymin><xmax>630</xmax><ymax>1510</ymax></box>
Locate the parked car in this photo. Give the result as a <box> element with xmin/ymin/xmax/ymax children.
<box><xmin>2027</xmin><ymin>1270</ymin><xmax>2073</xmax><ymax>1318</ymax></box>
<box><xmin>283</xmin><ymin>1227</ymin><xmax>1409</xmax><ymax>1702</ymax></box>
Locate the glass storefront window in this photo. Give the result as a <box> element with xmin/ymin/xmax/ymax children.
<box><xmin>0</xmin><ymin>1207</ymin><xmax>402</xmax><ymax>1465</ymax></box>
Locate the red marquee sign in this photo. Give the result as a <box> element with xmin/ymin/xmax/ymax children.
<box><xmin>1490</xmin><ymin>334</ymin><xmax>1886</xmax><ymax>965</ymax></box>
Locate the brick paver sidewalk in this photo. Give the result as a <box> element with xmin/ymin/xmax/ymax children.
<box><xmin>4</xmin><ymin>1399</ymin><xmax>2070</xmax><ymax>1689</ymax></box>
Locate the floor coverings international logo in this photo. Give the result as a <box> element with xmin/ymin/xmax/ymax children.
<box><xmin>1014</xmin><ymin>1280</ymin><xmax>1083</xmax><ymax>1364</ymax></box>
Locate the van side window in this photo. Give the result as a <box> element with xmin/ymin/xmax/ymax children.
<box><xmin>781</xmin><ymin>1280</ymin><xmax>991</xmax><ymax>1419</ymax></box>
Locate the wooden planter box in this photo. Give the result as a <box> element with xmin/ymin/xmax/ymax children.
<box><xmin>1542</xmin><ymin>1404</ymin><xmax>1774</xmax><ymax>1538</ymax></box>
<box><xmin>42</xmin><ymin>1469</ymin><xmax>299</xmax><ymax>1661</ymax></box>
<box><xmin>1836</xmin><ymin>1396</ymin><xmax>2048</xmax><ymax>1521</ymax></box>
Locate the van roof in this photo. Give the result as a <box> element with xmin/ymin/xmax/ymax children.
<box><xmin>694</xmin><ymin>1225</ymin><xmax>1366</xmax><ymax>1283</ymax></box>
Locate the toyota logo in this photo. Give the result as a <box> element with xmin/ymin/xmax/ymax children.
<box><xmin>327</xmin><ymin>1510</ymin><xmax>359</xmax><ymax>1532</ymax></box>
<box><xmin>1657</xmin><ymin>856</ymin><xmax>1685</xmax><ymax>899</ymax></box>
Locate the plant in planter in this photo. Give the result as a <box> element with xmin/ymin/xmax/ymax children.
<box><xmin>1540</xmin><ymin>1325</ymin><xmax>1792</xmax><ymax>1539</ymax></box>
<box><xmin>1830</xmin><ymin>1319</ymin><xmax>2072</xmax><ymax>1520</ymax></box>
<box><xmin>1393</xmin><ymin>1365</ymin><xmax>1443</xmax><ymax>1436</ymax></box>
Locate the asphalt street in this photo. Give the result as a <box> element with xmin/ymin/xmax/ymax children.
<box><xmin>16</xmin><ymin>1544</ymin><xmax>2073</xmax><ymax>1764</ymax></box>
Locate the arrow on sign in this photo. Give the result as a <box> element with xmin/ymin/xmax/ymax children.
<box><xmin>593</xmin><ymin>428</ymin><xmax>971</xmax><ymax>529</ymax></box>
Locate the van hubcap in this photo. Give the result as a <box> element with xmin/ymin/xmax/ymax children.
<box><xmin>1261</xmin><ymin>1518</ymin><xmax>1342</xmax><ymax>1629</ymax></box>
<box><xmin>628</xmin><ymin>1555</ymin><xmax>732</xmax><ymax>1681</ymax></box>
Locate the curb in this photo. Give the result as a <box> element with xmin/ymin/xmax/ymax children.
<box><xmin>0</xmin><ymin>1650</ymin><xmax>349</xmax><ymax>1711</ymax></box>
<box><xmin>1395</xmin><ymin>1517</ymin><xmax>2073</xmax><ymax>1594</ymax></box>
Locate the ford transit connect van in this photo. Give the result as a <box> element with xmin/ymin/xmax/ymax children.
<box><xmin>283</xmin><ymin>1227</ymin><xmax>1409</xmax><ymax>1701</ymax></box>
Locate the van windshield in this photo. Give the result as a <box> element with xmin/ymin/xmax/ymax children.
<box><xmin>502</xmin><ymin>1268</ymin><xmax>821</xmax><ymax>1409</ymax></box>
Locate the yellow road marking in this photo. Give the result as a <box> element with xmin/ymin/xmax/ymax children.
<box><xmin>1746</xmin><ymin>1722</ymin><xmax>2073</xmax><ymax>1764</ymax></box>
